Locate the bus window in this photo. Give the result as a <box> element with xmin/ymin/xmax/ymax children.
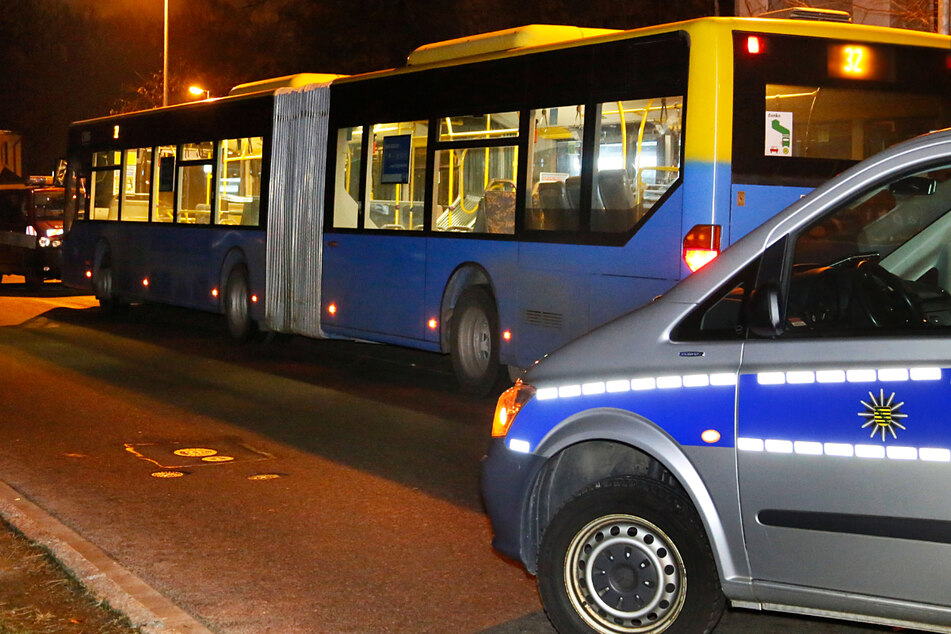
<box><xmin>333</xmin><ymin>127</ymin><xmax>362</xmax><ymax>229</ymax></box>
<box><xmin>217</xmin><ymin>137</ymin><xmax>263</xmax><ymax>226</ymax></box>
<box><xmin>153</xmin><ymin>146</ymin><xmax>176</xmax><ymax>223</ymax></box>
<box><xmin>433</xmin><ymin>112</ymin><xmax>518</xmax><ymax>235</ymax></box>
<box><xmin>525</xmin><ymin>105</ymin><xmax>584</xmax><ymax>231</ymax></box>
<box><xmin>366</xmin><ymin>121</ymin><xmax>427</xmax><ymax>230</ymax></box>
<box><xmin>121</xmin><ymin>148</ymin><xmax>151</xmax><ymax>222</ymax></box>
<box><xmin>178</xmin><ymin>142</ymin><xmax>214</xmax><ymax>225</ymax></box>
<box><xmin>90</xmin><ymin>150</ymin><xmax>121</xmax><ymax>220</ymax></box>
<box><xmin>591</xmin><ymin>96</ymin><xmax>682</xmax><ymax>232</ymax></box>
<box><xmin>765</xmin><ymin>84</ymin><xmax>947</xmax><ymax>161</ymax></box>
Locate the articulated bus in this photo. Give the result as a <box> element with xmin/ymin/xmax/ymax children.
<box><xmin>62</xmin><ymin>15</ymin><xmax>951</xmax><ymax>393</ymax></box>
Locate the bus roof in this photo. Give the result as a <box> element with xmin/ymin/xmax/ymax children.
<box><xmin>73</xmin><ymin>15</ymin><xmax>950</xmax><ymax>126</ymax></box>
<box><xmin>330</xmin><ymin>15</ymin><xmax>950</xmax><ymax>84</ymax></box>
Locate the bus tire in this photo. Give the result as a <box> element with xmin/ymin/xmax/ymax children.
<box><xmin>537</xmin><ymin>477</ymin><xmax>724</xmax><ymax>634</ymax></box>
<box><xmin>94</xmin><ymin>258</ymin><xmax>122</xmax><ymax>315</ymax></box>
<box><xmin>450</xmin><ymin>286</ymin><xmax>502</xmax><ymax>395</ymax></box>
<box><xmin>224</xmin><ymin>265</ymin><xmax>255</xmax><ymax>341</ymax></box>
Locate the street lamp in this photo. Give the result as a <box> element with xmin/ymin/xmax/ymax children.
<box><xmin>163</xmin><ymin>0</ymin><xmax>168</xmax><ymax>107</ymax></box>
<box><xmin>188</xmin><ymin>86</ymin><xmax>211</xmax><ymax>100</ymax></box>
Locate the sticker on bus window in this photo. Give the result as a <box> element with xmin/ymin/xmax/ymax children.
<box><xmin>381</xmin><ymin>134</ymin><xmax>412</xmax><ymax>184</ymax></box>
<box><xmin>765</xmin><ymin>111</ymin><xmax>793</xmax><ymax>157</ymax></box>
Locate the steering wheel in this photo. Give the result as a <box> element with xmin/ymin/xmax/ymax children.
<box><xmin>853</xmin><ymin>261</ymin><xmax>923</xmax><ymax>328</ymax></box>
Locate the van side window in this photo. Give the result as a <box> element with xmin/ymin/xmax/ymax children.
<box><xmin>672</xmin><ymin>261</ymin><xmax>758</xmax><ymax>341</ymax></box>
<box><xmin>785</xmin><ymin>164</ymin><xmax>951</xmax><ymax>335</ymax></box>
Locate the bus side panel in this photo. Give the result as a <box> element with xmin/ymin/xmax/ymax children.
<box><xmin>515</xmin><ymin>191</ymin><xmax>683</xmax><ymax>368</ymax></box>
<box><xmin>423</xmin><ymin>237</ymin><xmax>518</xmax><ymax>357</ymax></box>
<box><xmin>133</xmin><ymin>225</ymin><xmax>265</xmax><ymax>315</ymax></box>
<box><xmin>321</xmin><ymin>233</ymin><xmax>427</xmax><ymax>342</ymax></box>
<box><xmin>729</xmin><ymin>183</ymin><xmax>811</xmax><ymax>245</ymax></box>
<box><xmin>679</xmin><ymin>161</ymin><xmax>734</xmax><ymax>274</ymax></box>
<box><xmin>62</xmin><ymin>221</ymin><xmax>98</xmax><ymax>291</ymax></box>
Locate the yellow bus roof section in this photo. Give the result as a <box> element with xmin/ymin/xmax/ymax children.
<box><xmin>407</xmin><ymin>25</ymin><xmax>621</xmax><ymax>66</ymax></box>
<box><xmin>229</xmin><ymin>73</ymin><xmax>348</xmax><ymax>96</ymax></box>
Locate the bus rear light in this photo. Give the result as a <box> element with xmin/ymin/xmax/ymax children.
<box><xmin>328</xmin><ymin>302</ymin><xmax>337</xmax><ymax>315</ymax></box>
<box><xmin>747</xmin><ymin>35</ymin><xmax>762</xmax><ymax>54</ymax></box>
<box><xmin>492</xmin><ymin>379</ymin><xmax>536</xmax><ymax>438</ymax></box>
<box><xmin>427</xmin><ymin>318</ymin><xmax>438</xmax><ymax>330</ymax></box>
<box><xmin>683</xmin><ymin>224</ymin><xmax>721</xmax><ymax>272</ymax></box>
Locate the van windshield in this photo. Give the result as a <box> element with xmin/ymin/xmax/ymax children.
<box><xmin>33</xmin><ymin>189</ymin><xmax>64</xmax><ymax>221</ymax></box>
<box><xmin>787</xmin><ymin>164</ymin><xmax>951</xmax><ymax>333</ymax></box>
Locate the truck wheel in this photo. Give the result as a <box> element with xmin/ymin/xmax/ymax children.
<box><xmin>538</xmin><ymin>478</ymin><xmax>724</xmax><ymax>634</ymax></box>
<box><xmin>450</xmin><ymin>286</ymin><xmax>502</xmax><ymax>395</ymax></box>
<box><xmin>224</xmin><ymin>265</ymin><xmax>255</xmax><ymax>340</ymax></box>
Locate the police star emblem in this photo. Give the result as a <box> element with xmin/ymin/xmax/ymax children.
<box><xmin>858</xmin><ymin>389</ymin><xmax>908</xmax><ymax>441</ymax></box>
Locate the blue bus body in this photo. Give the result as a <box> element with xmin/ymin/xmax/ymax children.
<box><xmin>61</xmin><ymin>19</ymin><xmax>951</xmax><ymax>391</ymax></box>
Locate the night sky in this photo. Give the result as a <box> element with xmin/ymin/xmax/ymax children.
<box><xmin>1</xmin><ymin>0</ymin><xmax>718</xmax><ymax>176</ymax></box>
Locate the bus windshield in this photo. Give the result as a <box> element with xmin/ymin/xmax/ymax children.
<box><xmin>733</xmin><ymin>33</ymin><xmax>951</xmax><ymax>183</ymax></box>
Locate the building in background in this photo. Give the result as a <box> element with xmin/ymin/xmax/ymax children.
<box><xmin>0</xmin><ymin>132</ymin><xmax>22</xmax><ymax>177</ymax></box>
<box><xmin>736</xmin><ymin>0</ymin><xmax>950</xmax><ymax>33</ymax></box>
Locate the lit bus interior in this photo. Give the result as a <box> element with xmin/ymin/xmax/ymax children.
<box><xmin>765</xmin><ymin>84</ymin><xmax>949</xmax><ymax>160</ymax></box>
<box><xmin>331</xmin><ymin>96</ymin><xmax>682</xmax><ymax>235</ymax></box>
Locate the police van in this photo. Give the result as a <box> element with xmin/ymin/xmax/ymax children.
<box><xmin>482</xmin><ymin>128</ymin><xmax>951</xmax><ymax>633</ymax></box>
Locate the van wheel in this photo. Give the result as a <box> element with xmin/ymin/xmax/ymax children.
<box><xmin>538</xmin><ymin>478</ymin><xmax>724</xmax><ymax>634</ymax></box>
<box><xmin>450</xmin><ymin>286</ymin><xmax>502</xmax><ymax>395</ymax></box>
<box><xmin>224</xmin><ymin>265</ymin><xmax>255</xmax><ymax>340</ymax></box>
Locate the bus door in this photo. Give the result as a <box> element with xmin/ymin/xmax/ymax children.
<box><xmin>322</xmin><ymin>122</ymin><xmax>428</xmax><ymax>342</ymax></box>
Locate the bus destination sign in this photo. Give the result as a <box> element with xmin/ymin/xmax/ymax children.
<box><xmin>828</xmin><ymin>43</ymin><xmax>894</xmax><ymax>81</ymax></box>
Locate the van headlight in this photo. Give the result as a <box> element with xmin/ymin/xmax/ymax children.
<box><xmin>492</xmin><ymin>379</ymin><xmax>535</xmax><ymax>438</ymax></box>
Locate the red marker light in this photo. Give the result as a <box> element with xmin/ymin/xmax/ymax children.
<box><xmin>211</xmin><ymin>288</ymin><xmax>219</xmax><ymax>298</ymax></box>
<box><xmin>427</xmin><ymin>318</ymin><xmax>438</xmax><ymax>330</ymax></box>
<box><xmin>683</xmin><ymin>224</ymin><xmax>721</xmax><ymax>273</ymax></box>
<box><xmin>328</xmin><ymin>302</ymin><xmax>337</xmax><ymax>315</ymax></box>
<box><xmin>503</xmin><ymin>330</ymin><xmax>512</xmax><ymax>341</ymax></box>
<box><xmin>142</xmin><ymin>278</ymin><xmax>149</xmax><ymax>287</ymax></box>
<box><xmin>250</xmin><ymin>294</ymin><xmax>258</xmax><ymax>303</ymax></box>
<box><xmin>85</xmin><ymin>270</ymin><xmax>92</xmax><ymax>279</ymax></box>
<box><xmin>747</xmin><ymin>35</ymin><xmax>762</xmax><ymax>55</ymax></box>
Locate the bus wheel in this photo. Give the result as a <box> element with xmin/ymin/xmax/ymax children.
<box><xmin>450</xmin><ymin>286</ymin><xmax>502</xmax><ymax>395</ymax></box>
<box><xmin>537</xmin><ymin>478</ymin><xmax>724</xmax><ymax>634</ymax></box>
<box><xmin>94</xmin><ymin>260</ymin><xmax>121</xmax><ymax>315</ymax></box>
<box><xmin>224</xmin><ymin>265</ymin><xmax>255</xmax><ymax>340</ymax></box>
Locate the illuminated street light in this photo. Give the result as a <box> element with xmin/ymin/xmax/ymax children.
<box><xmin>163</xmin><ymin>0</ymin><xmax>168</xmax><ymax>106</ymax></box>
<box><xmin>189</xmin><ymin>86</ymin><xmax>211</xmax><ymax>99</ymax></box>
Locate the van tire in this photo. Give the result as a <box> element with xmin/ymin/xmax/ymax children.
<box><xmin>450</xmin><ymin>286</ymin><xmax>503</xmax><ymax>395</ymax></box>
<box><xmin>537</xmin><ymin>477</ymin><xmax>724</xmax><ymax>634</ymax></box>
<box><xmin>224</xmin><ymin>265</ymin><xmax>255</xmax><ymax>341</ymax></box>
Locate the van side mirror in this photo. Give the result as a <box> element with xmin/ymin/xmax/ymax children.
<box><xmin>748</xmin><ymin>284</ymin><xmax>783</xmax><ymax>337</ymax></box>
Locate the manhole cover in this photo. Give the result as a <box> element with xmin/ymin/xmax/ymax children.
<box><xmin>126</xmin><ymin>439</ymin><xmax>272</xmax><ymax>469</ymax></box>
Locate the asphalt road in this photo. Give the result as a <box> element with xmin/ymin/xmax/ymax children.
<box><xmin>0</xmin><ymin>276</ymin><xmax>892</xmax><ymax>633</ymax></box>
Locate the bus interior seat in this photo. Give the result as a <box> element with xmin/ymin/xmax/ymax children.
<box><xmin>535</xmin><ymin>180</ymin><xmax>578</xmax><ymax>231</ymax></box>
<box><xmin>595</xmin><ymin>170</ymin><xmax>637</xmax><ymax>232</ymax></box>
<box><xmin>483</xmin><ymin>190</ymin><xmax>515</xmax><ymax>234</ymax></box>
<box><xmin>240</xmin><ymin>196</ymin><xmax>260</xmax><ymax>225</ymax></box>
